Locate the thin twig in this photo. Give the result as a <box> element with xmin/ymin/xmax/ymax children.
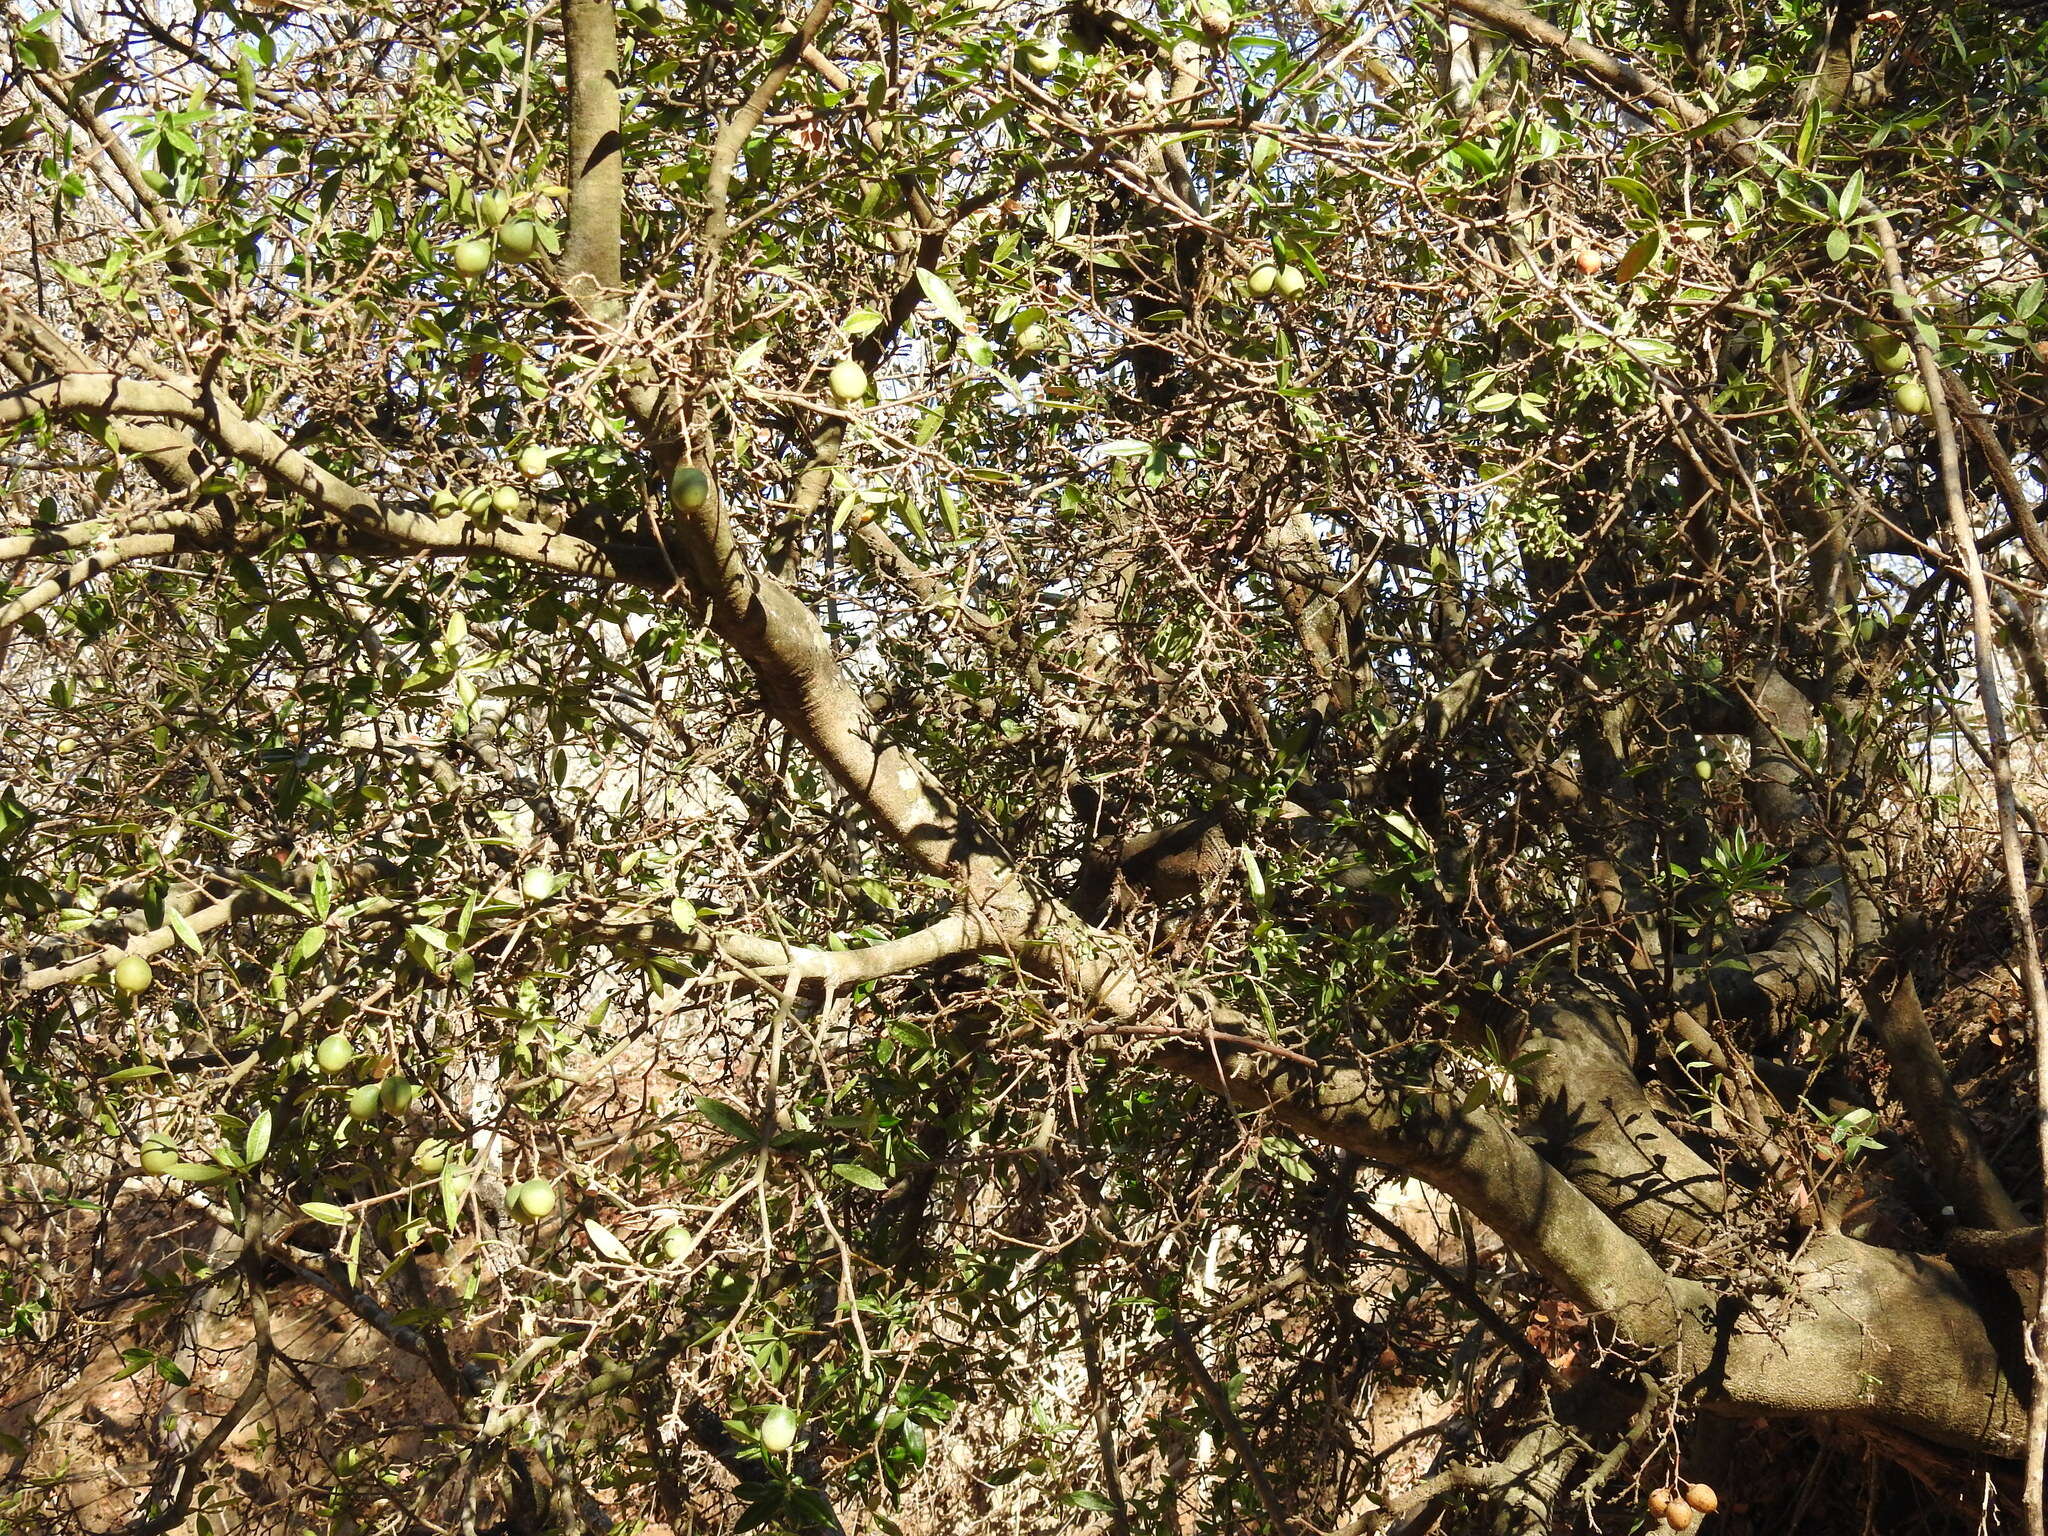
<box><xmin>1872</xmin><ymin>209</ymin><xmax>2048</xmax><ymax>1536</ymax></box>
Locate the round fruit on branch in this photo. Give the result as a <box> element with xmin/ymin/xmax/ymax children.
<box><xmin>828</xmin><ymin>359</ymin><xmax>870</xmax><ymax>403</ymax></box>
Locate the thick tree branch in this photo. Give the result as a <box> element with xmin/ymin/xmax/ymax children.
<box><xmin>1952</xmin><ymin>1226</ymin><xmax>2046</xmax><ymax>1270</ymax></box>
<box><xmin>0</xmin><ymin>533</ymin><xmax>180</xmax><ymax>632</ymax></box>
<box><xmin>1156</xmin><ymin>1036</ymin><xmax>1702</xmax><ymax>1351</ymax></box>
<box><xmin>1867</xmin><ymin>944</ymin><xmax>2025</xmax><ymax>1234</ymax></box>
<box><xmin>1942</xmin><ymin>365</ymin><xmax>2048</xmax><ymax>577</ymax></box>
<box><xmin>115</xmin><ymin>1247</ymin><xmax>274</xmax><ymax>1536</ymax></box>
<box><xmin>561</xmin><ymin>0</ymin><xmax>625</xmax><ymax>305</ymax></box>
<box><xmin>1523</xmin><ymin>985</ymin><xmax>1731</xmax><ymax>1251</ymax></box>
<box><xmin>0</xmin><ymin>369</ymin><xmax>653</xmax><ymax>589</ymax></box>
<box><xmin>699</xmin><ymin>0</ymin><xmax>839</xmax><ymax>271</ymax></box>
<box><xmin>577</xmin><ymin>905</ymin><xmax>1016</xmax><ymax>992</ymax></box>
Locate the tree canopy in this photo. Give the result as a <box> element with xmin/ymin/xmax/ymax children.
<box><xmin>5</xmin><ymin>0</ymin><xmax>2048</xmax><ymax>1532</ymax></box>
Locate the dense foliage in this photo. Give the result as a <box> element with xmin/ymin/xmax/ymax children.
<box><xmin>5</xmin><ymin>0</ymin><xmax>2048</xmax><ymax>1532</ymax></box>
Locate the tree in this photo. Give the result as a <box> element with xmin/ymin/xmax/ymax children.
<box><xmin>4</xmin><ymin>0</ymin><xmax>2048</xmax><ymax>1531</ymax></box>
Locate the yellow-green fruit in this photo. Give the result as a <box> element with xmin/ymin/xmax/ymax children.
<box><xmin>669</xmin><ymin>465</ymin><xmax>712</xmax><ymax>510</ymax></box>
<box><xmin>430</xmin><ymin>488</ymin><xmax>459</xmax><ymax>513</ymax></box>
<box><xmin>1016</xmin><ymin>37</ymin><xmax>1060</xmax><ymax>76</ymax></box>
<box><xmin>759</xmin><ymin>1405</ymin><xmax>799</xmax><ymax>1454</ymax></box>
<box><xmin>1274</xmin><ymin>264</ymin><xmax>1308</xmax><ymax>300</ymax></box>
<box><xmin>476</xmin><ymin>191</ymin><xmax>511</xmax><ymax>228</ymax></box>
<box><xmin>346</xmin><ymin>1082</ymin><xmax>383</xmax><ymax>1122</ymax></box>
<box><xmin>517</xmin><ymin>445</ymin><xmax>551</xmax><ymax>480</ymax></box>
<box><xmin>452</xmin><ymin>239</ymin><xmax>494</xmax><ymax>278</ymax></box>
<box><xmin>520</xmin><ymin>865</ymin><xmax>555</xmax><ymax>902</ymax></box>
<box><xmin>1013</xmin><ymin>321</ymin><xmax>1048</xmax><ymax>356</ymax></box>
<box><xmin>1247</xmin><ymin>263</ymin><xmax>1280</xmax><ymax>297</ymax></box>
<box><xmin>510</xmin><ymin>1178</ymin><xmax>557</xmax><ymax>1224</ymax></box>
<box><xmin>660</xmin><ymin>1226</ymin><xmax>691</xmax><ymax>1263</ymax></box>
<box><xmin>490</xmin><ymin>485</ymin><xmax>523</xmax><ymax>516</ymax></box>
<box><xmin>378</xmin><ymin>1078</ymin><xmax>419</xmax><ymax>1116</ymax></box>
<box><xmin>828</xmin><ymin>359</ymin><xmax>869</xmax><ymax>403</ymax></box>
<box><xmin>1891</xmin><ymin>377</ymin><xmax>1931</xmax><ymax>415</ymax></box>
<box><xmin>498</xmin><ymin>220</ymin><xmax>541</xmax><ymax>260</ymax></box>
<box><xmin>140</xmin><ymin>1141</ymin><xmax>178</xmax><ymax>1177</ymax></box>
<box><xmin>315</xmin><ymin>1033</ymin><xmax>355</xmax><ymax>1074</ymax></box>
<box><xmin>113</xmin><ymin>954</ymin><xmax>154</xmax><ymax>995</ymax></box>
<box><xmin>1692</xmin><ymin>758</ymin><xmax>1714</xmax><ymax>782</ymax></box>
<box><xmin>413</xmin><ymin>1138</ymin><xmax>450</xmax><ymax>1175</ymax></box>
<box><xmin>1868</xmin><ymin>339</ymin><xmax>1912</xmax><ymax>375</ymax></box>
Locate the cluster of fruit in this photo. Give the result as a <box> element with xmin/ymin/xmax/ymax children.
<box><xmin>1647</xmin><ymin>1483</ymin><xmax>1717</xmax><ymax>1530</ymax></box>
<box><xmin>1248</xmin><ymin>261</ymin><xmax>1309</xmax><ymax>300</ymax></box>
<box><xmin>1854</xmin><ymin>318</ymin><xmax>1932</xmax><ymax>416</ymax></box>
<box><xmin>309</xmin><ymin>1032</ymin><xmax>422</xmax><ymax>1123</ymax></box>
<box><xmin>450</xmin><ymin>191</ymin><xmax>547</xmax><ymax>280</ymax></box>
<box><xmin>430</xmin><ymin>446</ymin><xmax>557</xmax><ymax>522</ymax></box>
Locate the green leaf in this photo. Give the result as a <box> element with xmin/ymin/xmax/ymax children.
<box><xmin>916</xmin><ymin>267</ymin><xmax>971</xmax><ymax>333</ymax></box>
<box><xmin>238</xmin><ymin>875</ymin><xmax>312</xmax><ymax>916</ymax></box>
<box><xmin>694</xmin><ymin>1096</ymin><xmax>764</xmax><ymax>1145</ymax></box>
<box><xmin>1838</xmin><ymin>167</ymin><xmax>1864</xmax><ymax>218</ymax></box>
<box><xmin>440</xmin><ymin>1162</ymin><xmax>467</xmax><ymax>1228</ymax></box>
<box><xmin>584</xmin><ymin>1218</ymin><xmax>634</xmax><ymax>1263</ymax></box>
<box><xmin>1612</xmin><ymin>228</ymin><xmax>1661</xmax><ymax>284</ymax></box>
<box><xmin>166</xmin><ymin>1161</ymin><xmax>233</xmax><ymax>1185</ymax></box>
<box><xmin>1605</xmin><ymin>176</ymin><xmax>1660</xmax><ymax>219</ymax></box>
<box><xmin>1239</xmin><ymin>846</ymin><xmax>1267</xmax><ymax>902</ymax></box>
<box><xmin>830</xmin><ymin>1162</ymin><xmax>889</xmax><ymax>1190</ymax></box>
<box><xmin>103</xmin><ymin>1064</ymin><xmax>167</xmax><ymax>1083</ymax></box>
<box><xmin>165</xmin><ymin>904</ymin><xmax>205</xmax><ymax>955</ymax></box>
<box><xmin>243</xmin><ymin>1108</ymin><xmax>272</xmax><ymax>1165</ymax></box>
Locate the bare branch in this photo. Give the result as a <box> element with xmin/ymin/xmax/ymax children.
<box><xmin>0</xmin><ymin>533</ymin><xmax>180</xmax><ymax>632</ymax></box>
<box><xmin>1875</xmin><ymin>208</ymin><xmax>2048</xmax><ymax>1533</ymax></box>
